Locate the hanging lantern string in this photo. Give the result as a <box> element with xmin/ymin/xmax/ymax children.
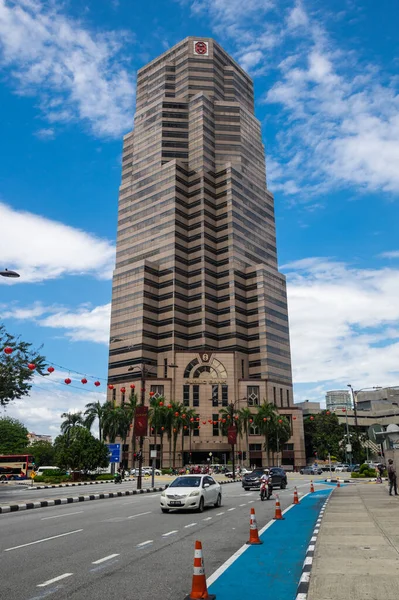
<box><xmin>31</xmin><ymin>381</ymin><xmax>105</xmax><ymax>395</ymax></box>
<box><xmin>45</xmin><ymin>361</ymin><xmax>108</xmax><ymax>382</ymax></box>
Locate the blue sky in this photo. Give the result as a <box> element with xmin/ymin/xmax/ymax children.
<box><xmin>1</xmin><ymin>0</ymin><xmax>398</xmax><ymax>436</ymax></box>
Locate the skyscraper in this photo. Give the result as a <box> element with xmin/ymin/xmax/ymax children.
<box><xmin>108</xmin><ymin>37</ymin><xmax>305</xmax><ymax>469</ymax></box>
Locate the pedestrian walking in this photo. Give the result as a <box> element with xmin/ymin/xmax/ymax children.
<box><xmin>387</xmin><ymin>459</ymin><xmax>398</xmax><ymax>496</ymax></box>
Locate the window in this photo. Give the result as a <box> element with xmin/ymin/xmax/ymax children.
<box><xmin>193</xmin><ymin>385</ymin><xmax>200</xmax><ymax>407</ymax></box>
<box><xmin>249</xmin><ymin>443</ymin><xmax>262</xmax><ymax>451</ymax></box>
<box><xmin>193</xmin><ymin>414</ymin><xmax>200</xmax><ymax>437</ymax></box>
<box><xmin>286</xmin><ymin>389</ymin><xmax>290</xmax><ymax>406</ymax></box>
<box><xmin>241</xmin><ymin>359</ymin><xmax>245</xmax><ymax>379</ymax></box>
<box><xmin>212</xmin><ymin>414</ymin><xmax>219</xmax><ymax>436</ymax></box>
<box><xmin>284</xmin><ymin>444</ymin><xmax>294</xmax><ymax>451</ymax></box>
<box><xmin>112</xmin><ymin>388</ymin><xmax>116</xmax><ymax>403</ymax></box>
<box><xmin>164</xmin><ymin>358</ymin><xmax>168</xmax><ymax>379</ymax></box>
<box><xmin>273</xmin><ymin>387</ymin><xmax>276</xmax><ymax>404</ymax></box>
<box><xmin>121</xmin><ymin>392</ymin><xmax>125</xmax><ymax>405</ymax></box>
<box><xmin>280</xmin><ymin>388</ymin><xmax>283</xmax><ymax>407</ymax></box>
<box><xmin>184</xmin><ymin>358</ymin><xmax>199</xmax><ymax>378</ymax></box>
<box><xmin>247</xmin><ymin>386</ymin><xmax>259</xmax><ymax>406</ymax></box>
<box><xmin>221</xmin><ymin>385</ymin><xmax>228</xmax><ymax>406</ymax></box>
<box><xmin>249</xmin><ymin>423</ymin><xmax>260</xmax><ymax>435</ymax></box>
<box><xmin>150</xmin><ymin>385</ymin><xmax>164</xmax><ymax>399</ymax></box>
<box><xmin>183</xmin><ymin>385</ymin><xmax>190</xmax><ymax>407</ymax></box>
<box><xmin>212</xmin><ymin>385</ymin><xmax>219</xmax><ymax>407</ymax></box>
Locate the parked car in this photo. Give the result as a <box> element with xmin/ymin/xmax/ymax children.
<box><xmin>335</xmin><ymin>464</ymin><xmax>350</xmax><ymax>472</ymax></box>
<box><xmin>242</xmin><ymin>467</ymin><xmax>287</xmax><ymax>490</ymax></box>
<box><xmin>300</xmin><ymin>466</ymin><xmax>323</xmax><ymax>475</ymax></box>
<box><xmin>35</xmin><ymin>466</ymin><xmax>60</xmax><ymax>476</ymax></box>
<box><xmin>160</xmin><ymin>474</ymin><xmax>222</xmax><ymax>513</ymax></box>
<box><xmin>130</xmin><ymin>467</ymin><xmax>161</xmax><ymax>476</ymax></box>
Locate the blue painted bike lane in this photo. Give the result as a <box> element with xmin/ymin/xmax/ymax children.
<box><xmin>208</xmin><ymin>488</ymin><xmax>332</xmax><ymax>600</ymax></box>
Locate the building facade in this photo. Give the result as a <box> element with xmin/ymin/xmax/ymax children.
<box><xmin>107</xmin><ymin>37</ymin><xmax>305</xmax><ymax>469</ymax></box>
<box><xmin>326</xmin><ymin>390</ymin><xmax>352</xmax><ymax>412</ymax></box>
<box><xmin>296</xmin><ymin>400</ymin><xmax>322</xmax><ymax>416</ymax></box>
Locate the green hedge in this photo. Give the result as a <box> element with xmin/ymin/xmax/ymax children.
<box><xmin>95</xmin><ymin>474</ymin><xmax>114</xmax><ymax>480</ymax></box>
<box><xmin>33</xmin><ymin>475</ymin><xmax>72</xmax><ymax>483</ymax></box>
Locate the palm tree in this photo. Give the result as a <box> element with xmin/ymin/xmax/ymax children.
<box><xmin>181</xmin><ymin>408</ymin><xmax>196</xmax><ymax>468</ymax></box>
<box><xmin>84</xmin><ymin>401</ymin><xmax>106</xmax><ymax>441</ymax></box>
<box><xmin>255</xmin><ymin>402</ymin><xmax>278</xmax><ymax>466</ymax></box>
<box><xmin>149</xmin><ymin>397</ymin><xmax>168</xmax><ymax>469</ymax></box>
<box><xmin>103</xmin><ymin>404</ymin><xmax>127</xmax><ymax>443</ymax></box>
<box><xmin>60</xmin><ymin>412</ymin><xmax>83</xmax><ymax>438</ymax></box>
<box><xmin>238</xmin><ymin>407</ymin><xmax>253</xmax><ymax>468</ymax></box>
<box><xmin>124</xmin><ymin>390</ymin><xmax>138</xmax><ymax>467</ymax></box>
<box><xmin>171</xmin><ymin>402</ymin><xmax>185</xmax><ymax>469</ymax></box>
<box><xmin>268</xmin><ymin>415</ymin><xmax>291</xmax><ymax>466</ymax></box>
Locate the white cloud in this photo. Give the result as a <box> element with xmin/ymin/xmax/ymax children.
<box><xmin>0</xmin><ymin>202</ymin><xmax>115</xmax><ymax>283</ymax></box>
<box><xmin>3</xmin><ymin>372</ymin><xmax>106</xmax><ymax>438</ymax></box>
<box><xmin>286</xmin><ymin>0</ymin><xmax>309</xmax><ymax>30</ymax></box>
<box><xmin>283</xmin><ymin>257</ymin><xmax>399</xmax><ymax>390</ymax></box>
<box><xmin>0</xmin><ymin>0</ymin><xmax>135</xmax><ymax>137</ymax></box>
<box><xmin>0</xmin><ymin>302</ymin><xmax>111</xmax><ymax>344</ymax></box>
<box><xmin>35</xmin><ymin>127</ymin><xmax>55</xmax><ymax>139</ymax></box>
<box><xmin>379</xmin><ymin>251</ymin><xmax>399</xmax><ymax>259</ymax></box>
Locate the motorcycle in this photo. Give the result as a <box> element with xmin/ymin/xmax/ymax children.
<box><xmin>260</xmin><ymin>479</ymin><xmax>273</xmax><ymax>501</ymax></box>
<box><xmin>114</xmin><ymin>472</ymin><xmax>122</xmax><ymax>484</ymax></box>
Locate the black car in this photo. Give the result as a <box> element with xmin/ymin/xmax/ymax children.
<box><xmin>242</xmin><ymin>467</ymin><xmax>287</xmax><ymax>490</ymax></box>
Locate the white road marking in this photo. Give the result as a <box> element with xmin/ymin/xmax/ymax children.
<box><xmin>162</xmin><ymin>530</ymin><xmax>178</xmax><ymax>537</ymax></box>
<box><xmin>248</xmin><ymin>500</ymin><xmax>255</xmax><ymax>504</ymax></box>
<box><xmin>92</xmin><ymin>554</ymin><xmax>120</xmax><ymax>564</ymax></box>
<box><xmin>41</xmin><ymin>511</ymin><xmax>84</xmax><ymax>521</ymax></box>
<box><xmin>4</xmin><ymin>529</ymin><xmax>83</xmax><ymax>552</ymax></box>
<box><xmin>37</xmin><ymin>573</ymin><xmax>73</xmax><ymax>587</ymax></box>
<box><xmin>137</xmin><ymin>540</ymin><xmax>153</xmax><ymax>547</ymax></box>
<box><xmin>202</xmin><ymin>517</ymin><xmax>212</xmax><ymax>521</ymax></box>
<box><xmin>127</xmin><ymin>511</ymin><xmax>152</xmax><ymax>519</ymax></box>
<box><xmin>184</xmin><ymin>522</ymin><xmax>197</xmax><ymax>528</ymax></box>
<box><xmin>227</xmin><ymin>508</ymin><xmax>236</xmax><ymax>511</ymax></box>
<box><xmin>216</xmin><ymin>512</ymin><xmax>225</xmax><ymax>516</ymax></box>
<box><xmin>239</xmin><ymin>503</ymin><xmax>246</xmax><ymax>507</ymax></box>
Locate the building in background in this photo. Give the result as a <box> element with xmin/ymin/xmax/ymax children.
<box><xmin>296</xmin><ymin>400</ymin><xmax>322</xmax><ymax>416</ymax></box>
<box><xmin>27</xmin><ymin>433</ymin><xmax>52</xmax><ymax>444</ymax></box>
<box><xmin>356</xmin><ymin>387</ymin><xmax>399</xmax><ymax>410</ymax></box>
<box><xmin>326</xmin><ymin>390</ymin><xmax>352</xmax><ymax>412</ymax></box>
<box><xmin>107</xmin><ymin>37</ymin><xmax>305</xmax><ymax>469</ymax></box>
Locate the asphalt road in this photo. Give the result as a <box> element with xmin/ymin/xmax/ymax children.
<box><xmin>0</xmin><ymin>478</ymin><xmax>317</xmax><ymax>600</ymax></box>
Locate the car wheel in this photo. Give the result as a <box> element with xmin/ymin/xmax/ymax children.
<box><xmin>214</xmin><ymin>494</ymin><xmax>222</xmax><ymax>508</ymax></box>
<box><xmin>280</xmin><ymin>481</ymin><xmax>287</xmax><ymax>490</ymax></box>
<box><xmin>198</xmin><ymin>497</ymin><xmax>205</xmax><ymax>513</ymax></box>
<box><xmin>244</xmin><ymin>487</ymin><xmax>250</xmax><ymax>491</ymax></box>
<box><xmin>0</xmin><ymin>475</ymin><xmax>5</xmax><ymax>481</ymax></box>
<box><xmin>161</xmin><ymin>508</ymin><xmax>169</xmax><ymax>513</ymax></box>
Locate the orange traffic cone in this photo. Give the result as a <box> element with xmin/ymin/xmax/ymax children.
<box><xmin>246</xmin><ymin>507</ymin><xmax>263</xmax><ymax>545</ymax></box>
<box><xmin>310</xmin><ymin>480</ymin><xmax>315</xmax><ymax>493</ymax></box>
<box><xmin>273</xmin><ymin>494</ymin><xmax>284</xmax><ymax>520</ymax></box>
<box><xmin>184</xmin><ymin>540</ymin><xmax>216</xmax><ymax>600</ymax></box>
<box><xmin>293</xmin><ymin>486</ymin><xmax>299</xmax><ymax>505</ymax></box>
<box><xmin>337</xmin><ymin>478</ymin><xmax>341</xmax><ymax>488</ymax></box>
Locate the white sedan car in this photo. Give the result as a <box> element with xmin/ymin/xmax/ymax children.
<box><xmin>160</xmin><ymin>474</ymin><xmax>222</xmax><ymax>513</ymax></box>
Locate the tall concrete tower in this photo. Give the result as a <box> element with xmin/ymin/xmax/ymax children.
<box><xmin>108</xmin><ymin>37</ymin><xmax>305</xmax><ymax>469</ymax></box>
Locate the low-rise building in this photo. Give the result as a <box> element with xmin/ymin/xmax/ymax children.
<box><xmin>326</xmin><ymin>390</ymin><xmax>351</xmax><ymax>412</ymax></box>
<box><xmin>295</xmin><ymin>400</ymin><xmax>322</xmax><ymax>416</ymax></box>
<box><xmin>27</xmin><ymin>432</ymin><xmax>52</xmax><ymax>444</ymax></box>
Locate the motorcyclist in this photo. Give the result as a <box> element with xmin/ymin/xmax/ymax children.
<box><xmin>260</xmin><ymin>468</ymin><xmax>270</xmax><ymax>485</ymax></box>
<box><xmin>260</xmin><ymin>468</ymin><xmax>272</xmax><ymax>500</ymax></box>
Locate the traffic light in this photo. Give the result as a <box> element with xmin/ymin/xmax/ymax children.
<box><xmin>243</xmin><ymin>452</ymin><xmax>247</xmax><ymax>460</ymax></box>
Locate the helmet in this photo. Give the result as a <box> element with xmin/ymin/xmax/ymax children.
<box><xmin>263</xmin><ymin>468</ymin><xmax>269</xmax><ymax>474</ymax></box>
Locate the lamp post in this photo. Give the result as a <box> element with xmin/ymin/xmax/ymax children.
<box><xmin>342</xmin><ymin>408</ymin><xmax>352</xmax><ymax>465</ymax></box>
<box><xmin>0</xmin><ymin>269</ymin><xmax>20</xmax><ymax>278</ymax></box>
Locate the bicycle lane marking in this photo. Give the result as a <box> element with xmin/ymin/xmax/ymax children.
<box><xmin>207</xmin><ymin>488</ymin><xmax>331</xmax><ymax>600</ymax></box>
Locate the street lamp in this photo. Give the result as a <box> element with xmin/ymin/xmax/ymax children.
<box><xmin>0</xmin><ymin>269</ymin><xmax>20</xmax><ymax>278</ymax></box>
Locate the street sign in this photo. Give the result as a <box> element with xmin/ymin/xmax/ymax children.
<box><xmin>106</xmin><ymin>443</ymin><xmax>121</xmax><ymax>463</ymax></box>
<box><xmin>346</xmin><ymin>444</ymin><xmax>352</xmax><ymax>453</ymax></box>
<box><xmin>30</xmin><ymin>471</ymin><xmax>36</xmax><ymax>479</ymax></box>
<box><xmin>150</xmin><ymin>450</ymin><xmax>157</xmax><ymax>458</ymax></box>
<box><xmin>134</xmin><ymin>406</ymin><xmax>148</xmax><ymax>436</ymax></box>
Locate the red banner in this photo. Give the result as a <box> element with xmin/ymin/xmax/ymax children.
<box><xmin>228</xmin><ymin>426</ymin><xmax>237</xmax><ymax>445</ymax></box>
<box><xmin>134</xmin><ymin>406</ymin><xmax>148</xmax><ymax>436</ymax></box>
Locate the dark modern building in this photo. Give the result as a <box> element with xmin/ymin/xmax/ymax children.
<box><xmin>107</xmin><ymin>37</ymin><xmax>305</xmax><ymax>469</ymax></box>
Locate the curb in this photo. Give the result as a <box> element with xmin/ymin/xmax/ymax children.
<box><xmin>295</xmin><ymin>494</ymin><xmax>330</xmax><ymax>600</ymax></box>
<box><xmin>0</xmin><ymin>486</ymin><xmax>167</xmax><ymax>514</ymax></box>
<box><xmin>30</xmin><ymin>478</ymin><xmax>237</xmax><ymax>490</ymax></box>
<box><xmin>0</xmin><ymin>479</ymin><xmax>237</xmax><ymax>515</ymax></box>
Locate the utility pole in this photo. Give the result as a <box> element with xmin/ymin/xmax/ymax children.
<box><xmin>137</xmin><ymin>365</ymin><xmax>146</xmax><ymax>491</ymax></box>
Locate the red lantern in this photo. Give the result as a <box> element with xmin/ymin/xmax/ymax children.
<box><xmin>326</xmin><ymin>411</ymin><xmax>330</xmax><ymax>415</ymax></box>
<box><xmin>108</xmin><ymin>384</ymin><xmax>114</xmax><ymax>390</ymax></box>
<box><xmin>191</xmin><ymin>418</ymin><xmax>195</xmax><ymax>423</ymax></box>
<box><xmin>141</xmin><ymin>388</ymin><xmax>145</xmax><ymax>392</ymax></box>
<box><xmin>149</xmin><ymin>391</ymin><xmax>155</xmax><ymax>397</ymax></box>
<box><xmin>174</xmin><ymin>411</ymin><xmax>179</xmax><ymax>417</ymax></box>
<box><xmin>47</xmin><ymin>366</ymin><xmax>54</xmax><ymax>373</ymax></box>
<box><xmin>222</xmin><ymin>419</ymin><xmax>226</xmax><ymax>423</ymax></box>
<box><xmin>65</xmin><ymin>378</ymin><xmax>71</xmax><ymax>385</ymax></box>
<box><xmin>213</xmin><ymin>421</ymin><xmax>217</xmax><ymax>425</ymax></box>
<box><xmin>81</xmin><ymin>378</ymin><xmax>88</xmax><ymax>384</ymax></box>
<box><xmin>184</xmin><ymin>425</ymin><xmax>187</xmax><ymax>430</ymax></box>
<box><xmin>159</xmin><ymin>401</ymin><xmax>164</xmax><ymax>407</ymax></box>
<box><xmin>278</xmin><ymin>419</ymin><xmax>282</xmax><ymax>423</ymax></box>
<box><xmin>196</xmin><ymin>417</ymin><xmax>200</xmax><ymax>421</ymax></box>
<box><xmin>182</xmin><ymin>414</ymin><xmax>186</xmax><ymax>419</ymax></box>
<box><xmin>130</xmin><ymin>384</ymin><xmax>135</xmax><ymax>389</ymax></box>
<box><xmin>168</xmin><ymin>404</ymin><xmax>172</xmax><ymax>409</ymax></box>
<box><xmin>198</xmin><ymin>426</ymin><xmax>201</xmax><ymax>429</ymax></box>
<box><xmin>161</xmin><ymin>426</ymin><xmax>165</xmax><ymax>431</ymax></box>
<box><xmin>173</xmin><ymin>428</ymin><xmax>177</xmax><ymax>433</ymax></box>
<box><xmin>120</xmin><ymin>387</ymin><xmax>126</xmax><ymax>393</ymax></box>
<box><xmin>342</xmin><ymin>408</ymin><xmax>346</xmax><ymax>412</ymax></box>
<box><xmin>310</xmin><ymin>416</ymin><xmax>314</xmax><ymax>421</ymax></box>
<box><xmin>263</xmin><ymin>417</ymin><xmax>267</xmax><ymax>422</ymax></box>
<box><xmin>202</xmin><ymin>421</ymin><xmax>206</xmax><ymax>425</ymax></box>
<box><xmin>3</xmin><ymin>347</ymin><xmax>13</xmax><ymax>355</ymax></box>
<box><xmin>234</xmin><ymin>416</ymin><xmax>239</xmax><ymax>420</ymax></box>
<box><xmin>94</xmin><ymin>381</ymin><xmax>101</xmax><ymax>387</ymax></box>
<box><xmin>249</xmin><ymin>419</ymin><xmax>253</xmax><ymax>423</ymax></box>
<box><xmin>28</xmin><ymin>363</ymin><xmax>36</xmax><ymax>371</ymax></box>
<box><xmin>293</xmin><ymin>416</ymin><xmax>297</xmax><ymax>420</ymax></box>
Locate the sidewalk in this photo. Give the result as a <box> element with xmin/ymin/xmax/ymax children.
<box><xmin>308</xmin><ymin>483</ymin><xmax>399</xmax><ymax>600</ymax></box>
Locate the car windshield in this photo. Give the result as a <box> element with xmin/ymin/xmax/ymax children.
<box><xmin>251</xmin><ymin>470</ymin><xmax>264</xmax><ymax>476</ymax></box>
<box><xmin>169</xmin><ymin>477</ymin><xmax>201</xmax><ymax>488</ymax></box>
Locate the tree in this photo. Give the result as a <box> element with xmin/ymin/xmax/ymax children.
<box><xmin>54</xmin><ymin>426</ymin><xmax>109</xmax><ymax>472</ymax></box>
<box><xmin>268</xmin><ymin>415</ymin><xmax>291</xmax><ymax>464</ymax></box>
<box><xmin>102</xmin><ymin>404</ymin><xmax>127</xmax><ymax>443</ymax></box>
<box><xmin>255</xmin><ymin>402</ymin><xmax>278</xmax><ymax>464</ymax></box>
<box><xmin>60</xmin><ymin>412</ymin><xmax>84</xmax><ymax>438</ymax></box>
<box><xmin>0</xmin><ymin>417</ymin><xmax>29</xmax><ymax>454</ymax></box>
<box><xmin>0</xmin><ymin>324</ymin><xmax>48</xmax><ymax>407</ymax></box>
<box><xmin>29</xmin><ymin>440</ymin><xmax>55</xmax><ymax>467</ymax></box>
<box><xmin>306</xmin><ymin>411</ymin><xmax>344</xmax><ymax>460</ymax></box>
<box><xmin>84</xmin><ymin>401</ymin><xmax>106</xmax><ymax>442</ymax></box>
<box><xmin>181</xmin><ymin>408</ymin><xmax>196</xmax><ymax>467</ymax></box>
<box><xmin>238</xmin><ymin>407</ymin><xmax>253</xmax><ymax>467</ymax></box>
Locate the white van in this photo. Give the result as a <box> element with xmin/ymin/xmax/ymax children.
<box><xmin>35</xmin><ymin>466</ymin><xmax>60</xmax><ymax>476</ymax></box>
